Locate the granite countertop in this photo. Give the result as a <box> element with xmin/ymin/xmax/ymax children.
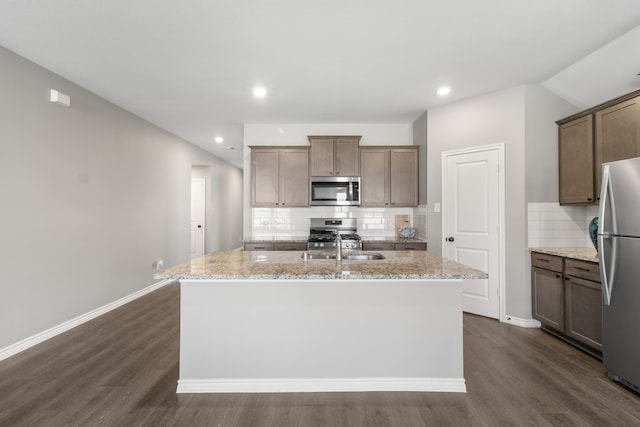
<box><xmin>529</xmin><ymin>247</ymin><xmax>599</xmax><ymax>263</ymax></box>
<box><xmin>155</xmin><ymin>250</ymin><xmax>487</xmax><ymax>281</ymax></box>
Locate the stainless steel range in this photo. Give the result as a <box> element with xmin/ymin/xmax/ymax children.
<box><xmin>307</xmin><ymin>218</ymin><xmax>362</xmax><ymax>250</ymax></box>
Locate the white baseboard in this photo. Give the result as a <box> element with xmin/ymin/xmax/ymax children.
<box><xmin>0</xmin><ymin>279</ymin><xmax>174</xmax><ymax>362</ymax></box>
<box><xmin>177</xmin><ymin>377</ymin><xmax>467</xmax><ymax>394</ymax></box>
<box><xmin>502</xmin><ymin>315</ymin><xmax>541</xmax><ymax>328</ymax></box>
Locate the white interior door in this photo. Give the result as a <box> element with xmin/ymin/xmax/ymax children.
<box><xmin>442</xmin><ymin>145</ymin><xmax>504</xmax><ymax>319</ymax></box>
<box><xmin>191</xmin><ymin>179</ymin><xmax>205</xmax><ymax>259</ymax></box>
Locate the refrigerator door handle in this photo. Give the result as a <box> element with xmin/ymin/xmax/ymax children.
<box><xmin>599</xmin><ymin>234</ymin><xmax>615</xmax><ymax>306</ymax></box>
<box><xmin>599</xmin><ymin>164</ymin><xmax>616</xmax><ymax>306</ymax></box>
<box><xmin>599</xmin><ymin>164</ymin><xmax>617</xmax><ymax>235</ymax></box>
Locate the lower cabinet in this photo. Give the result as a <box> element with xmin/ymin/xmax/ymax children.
<box><xmin>394</xmin><ymin>242</ymin><xmax>427</xmax><ymax>251</ymax></box>
<box><xmin>531</xmin><ymin>251</ymin><xmax>602</xmax><ymax>356</ymax></box>
<box><xmin>532</xmin><ymin>263</ymin><xmax>565</xmax><ymax>331</ymax></box>
<box><xmin>362</xmin><ymin>241</ymin><xmax>427</xmax><ymax>251</ymax></box>
<box><xmin>244</xmin><ymin>242</ymin><xmax>307</xmax><ymax>251</ymax></box>
<box><xmin>564</xmin><ymin>258</ymin><xmax>602</xmax><ymax>351</ymax></box>
<box><xmin>362</xmin><ymin>242</ymin><xmax>395</xmax><ymax>251</ymax></box>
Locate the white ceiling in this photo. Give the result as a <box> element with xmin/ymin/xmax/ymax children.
<box><xmin>1</xmin><ymin>1</ymin><xmax>640</xmax><ymax>168</ymax></box>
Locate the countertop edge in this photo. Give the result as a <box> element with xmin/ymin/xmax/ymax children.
<box><xmin>529</xmin><ymin>247</ymin><xmax>599</xmax><ymax>263</ymax></box>
<box><xmin>154</xmin><ymin>273</ymin><xmax>484</xmax><ymax>281</ymax></box>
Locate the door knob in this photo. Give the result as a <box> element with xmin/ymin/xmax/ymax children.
<box><xmin>197</xmin><ymin>225</ymin><xmax>202</xmax><ymax>228</ymax></box>
<box><xmin>446</xmin><ymin>236</ymin><xmax>455</xmax><ymax>242</ymax></box>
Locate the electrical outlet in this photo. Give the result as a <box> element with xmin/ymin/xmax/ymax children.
<box><xmin>152</xmin><ymin>260</ymin><xmax>164</xmax><ymax>270</ymax></box>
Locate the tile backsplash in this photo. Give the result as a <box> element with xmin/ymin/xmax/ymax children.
<box><xmin>251</xmin><ymin>206</ymin><xmax>428</xmax><ymax>240</ymax></box>
<box><xmin>528</xmin><ymin>202</ymin><xmax>599</xmax><ymax>248</ymax></box>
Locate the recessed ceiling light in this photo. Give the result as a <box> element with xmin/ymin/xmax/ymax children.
<box><xmin>253</xmin><ymin>86</ymin><xmax>267</xmax><ymax>98</ymax></box>
<box><xmin>214</xmin><ymin>136</ymin><xmax>224</xmax><ymax>143</ymax></box>
<box><xmin>437</xmin><ymin>86</ymin><xmax>451</xmax><ymax>96</ymax></box>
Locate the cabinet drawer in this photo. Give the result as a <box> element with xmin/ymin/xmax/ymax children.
<box><xmin>531</xmin><ymin>253</ymin><xmax>563</xmax><ymax>272</ymax></box>
<box><xmin>243</xmin><ymin>242</ymin><xmax>275</xmax><ymax>251</ymax></box>
<box><xmin>274</xmin><ymin>242</ymin><xmax>307</xmax><ymax>251</ymax></box>
<box><xmin>362</xmin><ymin>242</ymin><xmax>395</xmax><ymax>251</ymax></box>
<box><xmin>565</xmin><ymin>258</ymin><xmax>600</xmax><ymax>282</ymax></box>
<box><xmin>395</xmin><ymin>242</ymin><xmax>427</xmax><ymax>251</ymax></box>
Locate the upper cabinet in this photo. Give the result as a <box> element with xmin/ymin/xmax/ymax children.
<box><xmin>360</xmin><ymin>146</ymin><xmax>418</xmax><ymax>207</ymax></box>
<box><xmin>250</xmin><ymin>147</ymin><xmax>309</xmax><ymax>207</ymax></box>
<box><xmin>559</xmin><ymin>115</ymin><xmax>595</xmax><ymax>204</ymax></box>
<box><xmin>558</xmin><ymin>89</ymin><xmax>640</xmax><ymax>205</ymax></box>
<box><xmin>595</xmin><ymin>95</ymin><xmax>640</xmax><ymax>195</ymax></box>
<box><xmin>308</xmin><ymin>136</ymin><xmax>361</xmax><ymax>177</ymax></box>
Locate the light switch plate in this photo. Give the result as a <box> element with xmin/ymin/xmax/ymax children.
<box><xmin>434</xmin><ymin>203</ymin><xmax>441</xmax><ymax>213</ymax></box>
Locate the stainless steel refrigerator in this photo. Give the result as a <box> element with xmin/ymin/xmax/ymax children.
<box><xmin>599</xmin><ymin>156</ymin><xmax>640</xmax><ymax>393</ymax></box>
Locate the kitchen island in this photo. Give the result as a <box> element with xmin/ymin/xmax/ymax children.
<box><xmin>155</xmin><ymin>250</ymin><xmax>487</xmax><ymax>394</ymax></box>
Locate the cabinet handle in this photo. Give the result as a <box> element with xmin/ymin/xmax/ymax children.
<box><xmin>254</xmin><ymin>246</ymin><xmax>265</xmax><ymax>250</ymax></box>
<box><xmin>536</xmin><ymin>258</ymin><xmax>549</xmax><ymax>263</ymax></box>
<box><xmin>587</xmin><ymin>198</ymin><xmax>593</xmax><ymax>202</ymax></box>
<box><xmin>574</xmin><ymin>266</ymin><xmax>591</xmax><ymax>272</ymax></box>
<box><xmin>556</xmin><ymin>274</ymin><xmax>562</xmax><ymax>278</ymax></box>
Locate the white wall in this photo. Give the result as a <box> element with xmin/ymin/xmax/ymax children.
<box><xmin>413</xmin><ymin>111</ymin><xmax>428</xmax><ymax>205</ymax></box>
<box><xmin>0</xmin><ymin>46</ymin><xmax>243</xmax><ymax>350</ymax></box>
<box><xmin>242</xmin><ymin>124</ymin><xmax>414</xmax><ymax>238</ymax></box>
<box><xmin>426</xmin><ymin>84</ymin><xmax>578</xmax><ymax>320</ymax></box>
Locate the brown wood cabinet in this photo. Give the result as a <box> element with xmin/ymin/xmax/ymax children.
<box><xmin>595</xmin><ymin>95</ymin><xmax>640</xmax><ymax>195</ymax></box>
<box><xmin>244</xmin><ymin>241</ymin><xmax>307</xmax><ymax>251</ymax></box>
<box><xmin>531</xmin><ymin>251</ymin><xmax>602</xmax><ymax>357</ymax></box>
<box><xmin>362</xmin><ymin>241</ymin><xmax>396</xmax><ymax>251</ymax></box>
<box><xmin>274</xmin><ymin>242</ymin><xmax>307</xmax><ymax>251</ymax></box>
<box><xmin>559</xmin><ymin>115</ymin><xmax>595</xmax><ymax>204</ymax></box>
<box><xmin>308</xmin><ymin>136</ymin><xmax>361</xmax><ymax>177</ymax></box>
<box><xmin>557</xmin><ymin>89</ymin><xmax>640</xmax><ymax>205</ymax></box>
<box><xmin>532</xmin><ymin>253</ymin><xmax>565</xmax><ymax>331</ymax></box>
<box><xmin>360</xmin><ymin>146</ymin><xmax>419</xmax><ymax>207</ymax></box>
<box><xmin>250</xmin><ymin>147</ymin><xmax>309</xmax><ymax>207</ymax></box>
<box><xmin>394</xmin><ymin>242</ymin><xmax>427</xmax><ymax>251</ymax></box>
<box><xmin>243</xmin><ymin>242</ymin><xmax>275</xmax><ymax>251</ymax></box>
<box><xmin>563</xmin><ymin>259</ymin><xmax>602</xmax><ymax>351</ymax></box>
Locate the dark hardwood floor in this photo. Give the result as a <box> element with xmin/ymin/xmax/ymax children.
<box><xmin>1</xmin><ymin>282</ymin><xmax>639</xmax><ymax>426</ymax></box>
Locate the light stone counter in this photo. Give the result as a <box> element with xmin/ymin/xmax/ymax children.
<box><xmin>155</xmin><ymin>250</ymin><xmax>487</xmax><ymax>281</ymax></box>
<box><xmin>529</xmin><ymin>247</ymin><xmax>598</xmax><ymax>263</ymax></box>
<box><xmin>160</xmin><ymin>250</ymin><xmax>486</xmax><ymax>394</ymax></box>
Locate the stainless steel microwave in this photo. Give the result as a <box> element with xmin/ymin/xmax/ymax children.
<box><xmin>310</xmin><ymin>176</ymin><xmax>360</xmax><ymax>206</ymax></box>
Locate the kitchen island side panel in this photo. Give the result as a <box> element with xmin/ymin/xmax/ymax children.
<box><xmin>178</xmin><ymin>279</ymin><xmax>464</xmax><ymax>392</ymax></box>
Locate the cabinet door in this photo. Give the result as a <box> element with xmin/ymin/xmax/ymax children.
<box><xmin>362</xmin><ymin>241</ymin><xmax>395</xmax><ymax>251</ymax></box>
<box><xmin>280</xmin><ymin>149</ymin><xmax>309</xmax><ymax>207</ymax></box>
<box><xmin>335</xmin><ymin>139</ymin><xmax>360</xmax><ymax>176</ymax></box>
<box><xmin>360</xmin><ymin>148</ymin><xmax>389</xmax><ymax>207</ymax></box>
<box><xmin>532</xmin><ymin>266</ymin><xmax>565</xmax><ymax>331</ymax></box>
<box><xmin>564</xmin><ymin>275</ymin><xmax>602</xmax><ymax>350</ymax></box>
<box><xmin>274</xmin><ymin>242</ymin><xmax>307</xmax><ymax>251</ymax></box>
<box><xmin>595</xmin><ymin>96</ymin><xmax>640</xmax><ymax>195</ymax></box>
<box><xmin>309</xmin><ymin>139</ymin><xmax>334</xmax><ymax>176</ymax></box>
<box><xmin>244</xmin><ymin>242</ymin><xmax>275</xmax><ymax>251</ymax></box>
<box><xmin>251</xmin><ymin>149</ymin><xmax>279</xmax><ymax>207</ymax></box>
<box><xmin>395</xmin><ymin>242</ymin><xmax>427</xmax><ymax>250</ymax></box>
<box><xmin>559</xmin><ymin>115</ymin><xmax>595</xmax><ymax>204</ymax></box>
<box><xmin>389</xmin><ymin>148</ymin><xmax>419</xmax><ymax>207</ymax></box>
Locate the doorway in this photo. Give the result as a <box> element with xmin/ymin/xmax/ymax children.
<box><xmin>442</xmin><ymin>143</ymin><xmax>505</xmax><ymax>320</ymax></box>
<box><xmin>191</xmin><ymin>178</ymin><xmax>205</xmax><ymax>259</ymax></box>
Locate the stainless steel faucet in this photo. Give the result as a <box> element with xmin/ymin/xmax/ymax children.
<box><xmin>335</xmin><ymin>230</ymin><xmax>342</xmax><ymax>261</ymax></box>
